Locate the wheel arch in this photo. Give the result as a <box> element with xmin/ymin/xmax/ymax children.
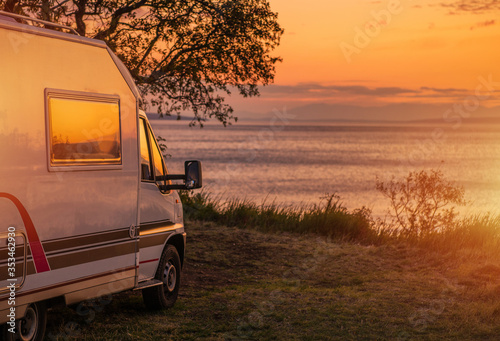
<box><xmin>165</xmin><ymin>233</ymin><xmax>185</xmax><ymax>268</ymax></box>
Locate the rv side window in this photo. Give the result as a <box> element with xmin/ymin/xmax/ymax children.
<box><xmin>147</xmin><ymin>124</ymin><xmax>167</xmax><ymax>179</ymax></box>
<box><xmin>47</xmin><ymin>92</ymin><xmax>121</xmax><ymax>167</ymax></box>
<box><xmin>139</xmin><ymin>118</ymin><xmax>153</xmax><ymax>181</ymax></box>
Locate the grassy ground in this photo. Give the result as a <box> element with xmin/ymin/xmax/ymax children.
<box><xmin>45</xmin><ymin>220</ymin><xmax>500</xmax><ymax>340</ymax></box>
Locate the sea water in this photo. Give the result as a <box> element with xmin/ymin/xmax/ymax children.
<box><xmin>151</xmin><ymin>119</ymin><xmax>500</xmax><ymax>217</ymax></box>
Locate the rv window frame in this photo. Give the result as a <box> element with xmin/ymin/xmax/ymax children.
<box><xmin>45</xmin><ymin>89</ymin><xmax>123</xmax><ymax>172</ymax></box>
<box><xmin>139</xmin><ymin>117</ymin><xmax>155</xmax><ymax>183</ymax></box>
<box><xmin>140</xmin><ymin>118</ymin><xmax>171</xmax><ymax>192</ymax></box>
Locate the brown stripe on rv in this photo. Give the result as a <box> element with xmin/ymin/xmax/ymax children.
<box><xmin>27</xmin><ymin>261</ymin><xmax>34</xmax><ymax>276</ymax></box>
<box><xmin>139</xmin><ymin>232</ymin><xmax>172</xmax><ymax>249</ymax></box>
<box><xmin>0</xmin><ymin>263</ymin><xmax>24</xmax><ymax>281</ymax></box>
<box><xmin>0</xmin><ymin>260</ymin><xmax>34</xmax><ymax>281</ymax></box>
<box><xmin>0</xmin><ymin>228</ymin><xmax>129</xmax><ymax>262</ymax></box>
<box><xmin>0</xmin><ymin>265</ymin><xmax>136</xmax><ymax>302</ymax></box>
<box><xmin>0</xmin><ymin>226</ymin><xmax>174</xmax><ymax>280</ymax></box>
<box><xmin>43</xmin><ymin>229</ymin><xmax>130</xmax><ymax>254</ymax></box>
<box><xmin>48</xmin><ymin>240</ymin><xmax>136</xmax><ymax>270</ymax></box>
<box><xmin>0</xmin><ymin>239</ymin><xmax>134</xmax><ymax>280</ymax></box>
<box><xmin>139</xmin><ymin>221</ymin><xmax>175</xmax><ymax>234</ymax></box>
<box><xmin>0</xmin><ymin>244</ymin><xmax>26</xmax><ymax>264</ymax></box>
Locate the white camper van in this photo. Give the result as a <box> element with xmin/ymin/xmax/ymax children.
<box><xmin>0</xmin><ymin>11</ymin><xmax>202</xmax><ymax>340</ymax></box>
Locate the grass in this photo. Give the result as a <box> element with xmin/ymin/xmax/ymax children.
<box><xmin>42</xmin><ymin>189</ymin><xmax>500</xmax><ymax>339</ymax></box>
<box><xmin>179</xmin><ymin>191</ymin><xmax>376</xmax><ymax>243</ymax></box>
<box><xmin>46</xmin><ymin>220</ymin><xmax>500</xmax><ymax>340</ymax></box>
<box><xmin>179</xmin><ymin>190</ymin><xmax>500</xmax><ymax>251</ymax></box>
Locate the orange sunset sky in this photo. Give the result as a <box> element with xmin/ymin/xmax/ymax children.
<box><xmin>229</xmin><ymin>0</ymin><xmax>500</xmax><ymax>121</ymax></box>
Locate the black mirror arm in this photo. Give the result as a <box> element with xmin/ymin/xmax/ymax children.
<box><xmin>158</xmin><ymin>184</ymin><xmax>190</xmax><ymax>191</ymax></box>
<box><xmin>156</xmin><ymin>160</ymin><xmax>202</xmax><ymax>191</ymax></box>
<box><xmin>156</xmin><ymin>174</ymin><xmax>186</xmax><ymax>181</ymax></box>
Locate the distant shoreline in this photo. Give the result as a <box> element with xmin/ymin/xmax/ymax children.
<box><xmin>148</xmin><ymin>112</ymin><xmax>500</xmax><ymax>126</ymax></box>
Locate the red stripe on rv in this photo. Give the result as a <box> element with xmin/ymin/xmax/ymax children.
<box><xmin>139</xmin><ymin>258</ymin><xmax>159</xmax><ymax>265</ymax></box>
<box><xmin>0</xmin><ymin>193</ymin><xmax>51</xmax><ymax>273</ymax></box>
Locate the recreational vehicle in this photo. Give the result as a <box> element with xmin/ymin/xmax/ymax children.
<box><xmin>0</xmin><ymin>11</ymin><xmax>202</xmax><ymax>340</ymax></box>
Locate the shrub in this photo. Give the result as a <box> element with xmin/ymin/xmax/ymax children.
<box><xmin>376</xmin><ymin>169</ymin><xmax>466</xmax><ymax>237</ymax></box>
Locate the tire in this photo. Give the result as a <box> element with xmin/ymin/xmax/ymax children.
<box><xmin>142</xmin><ymin>244</ymin><xmax>181</xmax><ymax>310</ymax></box>
<box><xmin>3</xmin><ymin>302</ymin><xmax>47</xmax><ymax>341</ymax></box>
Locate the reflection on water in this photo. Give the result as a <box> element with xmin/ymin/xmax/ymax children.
<box><xmin>151</xmin><ymin>120</ymin><xmax>500</xmax><ymax>217</ymax></box>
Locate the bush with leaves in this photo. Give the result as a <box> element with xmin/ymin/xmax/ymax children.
<box><xmin>376</xmin><ymin>170</ymin><xmax>466</xmax><ymax>237</ymax></box>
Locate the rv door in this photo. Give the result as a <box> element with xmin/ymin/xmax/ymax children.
<box><xmin>137</xmin><ymin>117</ymin><xmax>177</xmax><ymax>281</ymax></box>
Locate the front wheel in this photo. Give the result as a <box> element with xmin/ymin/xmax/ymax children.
<box><xmin>142</xmin><ymin>244</ymin><xmax>181</xmax><ymax>310</ymax></box>
<box><xmin>3</xmin><ymin>302</ymin><xmax>47</xmax><ymax>341</ymax></box>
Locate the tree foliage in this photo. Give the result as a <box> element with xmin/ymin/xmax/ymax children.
<box><xmin>1</xmin><ymin>0</ymin><xmax>283</xmax><ymax>126</ymax></box>
<box><xmin>441</xmin><ymin>0</ymin><xmax>500</xmax><ymax>13</ymax></box>
<box><xmin>376</xmin><ymin>170</ymin><xmax>466</xmax><ymax>237</ymax></box>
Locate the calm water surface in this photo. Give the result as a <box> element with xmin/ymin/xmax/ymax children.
<box><xmin>151</xmin><ymin>120</ymin><xmax>500</xmax><ymax>217</ymax></box>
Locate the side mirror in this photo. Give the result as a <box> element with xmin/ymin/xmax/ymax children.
<box><xmin>158</xmin><ymin>160</ymin><xmax>203</xmax><ymax>191</ymax></box>
<box><xmin>185</xmin><ymin>160</ymin><xmax>202</xmax><ymax>189</ymax></box>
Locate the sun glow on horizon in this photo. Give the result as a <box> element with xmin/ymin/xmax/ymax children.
<box><xmin>235</xmin><ymin>0</ymin><xmax>500</xmax><ymax>113</ymax></box>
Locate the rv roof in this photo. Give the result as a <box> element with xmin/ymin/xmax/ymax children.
<box><xmin>0</xmin><ymin>12</ymin><xmax>105</xmax><ymax>49</ymax></box>
<box><xmin>0</xmin><ymin>10</ymin><xmax>141</xmax><ymax>100</ymax></box>
<box><xmin>0</xmin><ymin>14</ymin><xmax>16</xmax><ymax>23</ymax></box>
<box><xmin>0</xmin><ymin>10</ymin><xmax>79</xmax><ymax>35</ymax></box>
